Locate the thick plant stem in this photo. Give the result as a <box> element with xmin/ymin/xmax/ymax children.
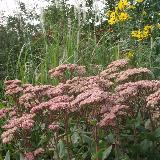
<box><xmin>53</xmin><ymin>133</ymin><xmax>61</xmax><ymax>160</ymax></box>
<box><xmin>94</xmin><ymin>109</ymin><xmax>100</xmax><ymax>160</ymax></box>
<box><xmin>95</xmin><ymin>125</ymin><xmax>99</xmax><ymax>160</ymax></box>
<box><xmin>148</xmin><ymin>109</ymin><xmax>155</xmax><ymax>131</ymax></box>
<box><xmin>114</xmin><ymin>125</ymin><xmax>120</xmax><ymax>160</ymax></box>
<box><xmin>64</xmin><ymin>114</ymin><xmax>72</xmax><ymax>160</ymax></box>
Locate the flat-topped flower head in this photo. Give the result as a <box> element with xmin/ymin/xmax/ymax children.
<box><xmin>48</xmin><ymin>122</ymin><xmax>59</xmax><ymax>132</ymax></box>
<box><xmin>4</xmin><ymin>79</ymin><xmax>21</xmax><ymax>86</ymax></box>
<box><xmin>24</xmin><ymin>152</ymin><xmax>35</xmax><ymax>160</ymax></box>
<box><xmin>116</xmin><ymin>67</ymin><xmax>152</xmax><ymax>83</ymax></box>
<box><xmin>34</xmin><ymin>148</ymin><xmax>45</xmax><ymax>156</ymax></box>
<box><xmin>100</xmin><ymin>59</ymin><xmax>129</xmax><ymax>81</ymax></box>
<box><xmin>147</xmin><ymin>89</ymin><xmax>160</xmax><ymax>108</ymax></box>
<box><xmin>49</xmin><ymin>64</ymin><xmax>86</xmax><ymax>82</ymax></box>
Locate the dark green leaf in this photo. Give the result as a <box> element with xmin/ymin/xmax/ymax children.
<box><xmin>140</xmin><ymin>139</ymin><xmax>153</xmax><ymax>153</ymax></box>
<box><xmin>58</xmin><ymin>139</ymin><xmax>66</xmax><ymax>158</ymax></box>
<box><xmin>154</xmin><ymin>127</ymin><xmax>160</xmax><ymax>138</ymax></box>
<box><xmin>102</xmin><ymin>145</ymin><xmax>112</xmax><ymax>160</ymax></box>
<box><xmin>4</xmin><ymin>151</ymin><xmax>10</xmax><ymax>160</ymax></box>
<box><xmin>81</xmin><ymin>134</ymin><xmax>93</xmax><ymax>144</ymax></box>
<box><xmin>71</xmin><ymin>132</ymin><xmax>80</xmax><ymax>144</ymax></box>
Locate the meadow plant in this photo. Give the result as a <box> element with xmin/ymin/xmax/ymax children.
<box><xmin>1</xmin><ymin>59</ymin><xmax>160</xmax><ymax>159</ymax></box>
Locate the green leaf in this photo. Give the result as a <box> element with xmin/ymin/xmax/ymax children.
<box><xmin>0</xmin><ymin>102</ymin><xmax>4</xmax><ymax>109</ymax></box>
<box><xmin>89</xmin><ymin>119</ymin><xmax>97</xmax><ymax>126</ymax></box>
<box><xmin>92</xmin><ymin>148</ymin><xmax>105</xmax><ymax>160</ymax></box>
<box><xmin>38</xmin><ymin>134</ymin><xmax>48</xmax><ymax>146</ymax></box>
<box><xmin>4</xmin><ymin>151</ymin><xmax>10</xmax><ymax>160</ymax></box>
<box><xmin>135</xmin><ymin>112</ymin><xmax>142</xmax><ymax>128</ymax></box>
<box><xmin>71</xmin><ymin>132</ymin><xmax>80</xmax><ymax>144</ymax></box>
<box><xmin>145</xmin><ymin>119</ymin><xmax>151</xmax><ymax>130</ymax></box>
<box><xmin>0</xmin><ymin>154</ymin><xmax>3</xmax><ymax>160</ymax></box>
<box><xmin>58</xmin><ymin>139</ymin><xmax>66</xmax><ymax>158</ymax></box>
<box><xmin>154</xmin><ymin>127</ymin><xmax>160</xmax><ymax>138</ymax></box>
<box><xmin>81</xmin><ymin>134</ymin><xmax>93</xmax><ymax>144</ymax></box>
<box><xmin>120</xmin><ymin>154</ymin><xmax>131</xmax><ymax>160</ymax></box>
<box><xmin>102</xmin><ymin>145</ymin><xmax>112</xmax><ymax>160</ymax></box>
<box><xmin>140</xmin><ymin>139</ymin><xmax>153</xmax><ymax>153</ymax></box>
<box><xmin>19</xmin><ymin>153</ymin><xmax>25</xmax><ymax>160</ymax></box>
<box><xmin>105</xmin><ymin>133</ymin><xmax>115</xmax><ymax>144</ymax></box>
<box><xmin>82</xmin><ymin>152</ymin><xmax>89</xmax><ymax>159</ymax></box>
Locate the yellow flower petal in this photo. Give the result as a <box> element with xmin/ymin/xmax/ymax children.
<box><xmin>118</xmin><ymin>12</ymin><xmax>129</xmax><ymax>21</ymax></box>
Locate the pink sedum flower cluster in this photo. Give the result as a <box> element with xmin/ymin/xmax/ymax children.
<box><xmin>49</xmin><ymin>63</ymin><xmax>86</xmax><ymax>82</ymax></box>
<box><xmin>24</xmin><ymin>148</ymin><xmax>45</xmax><ymax>160</ymax></box>
<box><xmin>100</xmin><ymin>59</ymin><xmax>128</xmax><ymax>80</ymax></box>
<box><xmin>5</xmin><ymin>79</ymin><xmax>23</xmax><ymax>96</ymax></box>
<box><xmin>1</xmin><ymin>59</ymin><xmax>160</xmax><ymax>158</ymax></box>
<box><xmin>116</xmin><ymin>67</ymin><xmax>152</xmax><ymax>83</ymax></box>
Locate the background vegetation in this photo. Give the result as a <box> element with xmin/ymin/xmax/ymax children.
<box><xmin>1</xmin><ymin>0</ymin><xmax>160</xmax><ymax>83</ymax></box>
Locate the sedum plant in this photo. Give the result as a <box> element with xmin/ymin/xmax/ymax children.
<box><xmin>0</xmin><ymin>59</ymin><xmax>160</xmax><ymax>159</ymax></box>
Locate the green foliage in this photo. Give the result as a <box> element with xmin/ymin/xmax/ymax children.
<box><xmin>4</xmin><ymin>151</ymin><xmax>10</xmax><ymax>160</ymax></box>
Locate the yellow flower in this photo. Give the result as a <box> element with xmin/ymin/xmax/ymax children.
<box><xmin>131</xmin><ymin>31</ymin><xmax>138</xmax><ymax>37</ymax></box>
<box><xmin>143</xmin><ymin>30</ymin><xmax>149</xmax><ymax>38</ymax></box>
<box><xmin>157</xmin><ymin>23</ymin><xmax>160</xmax><ymax>29</ymax></box>
<box><xmin>118</xmin><ymin>12</ymin><xmax>129</xmax><ymax>21</ymax></box>
<box><xmin>136</xmin><ymin>0</ymin><xmax>144</xmax><ymax>2</ymax></box>
<box><xmin>136</xmin><ymin>31</ymin><xmax>143</xmax><ymax>41</ymax></box>
<box><xmin>108</xmin><ymin>11</ymin><xmax>118</xmax><ymax>25</ymax></box>
<box><xmin>126</xmin><ymin>51</ymin><xmax>134</xmax><ymax>59</ymax></box>
<box><xmin>131</xmin><ymin>30</ymin><xmax>143</xmax><ymax>41</ymax></box>
<box><xmin>144</xmin><ymin>25</ymin><xmax>153</xmax><ymax>31</ymax></box>
<box><xmin>131</xmin><ymin>26</ymin><xmax>152</xmax><ymax>41</ymax></box>
<box><xmin>108</xmin><ymin>18</ymin><xmax>117</xmax><ymax>25</ymax></box>
<box><xmin>118</xmin><ymin>0</ymin><xmax>128</xmax><ymax>11</ymax></box>
<box><xmin>110</xmin><ymin>11</ymin><xmax>116</xmax><ymax>18</ymax></box>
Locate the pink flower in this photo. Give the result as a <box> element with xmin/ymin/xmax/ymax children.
<box><xmin>5</xmin><ymin>87</ymin><xmax>23</xmax><ymax>96</ymax></box>
<box><xmin>24</xmin><ymin>152</ymin><xmax>35</xmax><ymax>160</ymax></box>
<box><xmin>71</xmin><ymin>88</ymin><xmax>109</xmax><ymax>111</ymax></box>
<box><xmin>2</xmin><ymin>134</ymin><xmax>13</xmax><ymax>144</ymax></box>
<box><xmin>21</xmin><ymin>119</ymin><xmax>34</xmax><ymax>130</ymax></box>
<box><xmin>49</xmin><ymin>64</ymin><xmax>86</xmax><ymax>80</ymax></box>
<box><xmin>100</xmin><ymin>59</ymin><xmax>129</xmax><ymax>80</ymax></box>
<box><xmin>1</xmin><ymin>127</ymin><xmax>17</xmax><ymax>139</ymax></box>
<box><xmin>4</xmin><ymin>79</ymin><xmax>21</xmax><ymax>85</ymax></box>
<box><xmin>116</xmin><ymin>68</ymin><xmax>152</xmax><ymax>83</ymax></box>
<box><xmin>107</xmin><ymin>59</ymin><xmax>128</xmax><ymax>69</ymax></box>
<box><xmin>4</xmin><ymin>79</ymin><xmax>23</xmax><ymax>96</ymax></box>
<box><xmin>48</xmin><ymin>123</ymin><xmax>59</xmax><ymax>131</ymax></box>
<box><xmin>34</xmin><ymin>148</ymin><xmax>45</xmax><ymax>156</ymax></box>
<box><xmin>0</xmin><ymin>108</ymin><xmax>9</xmax><ymax>118</ymax></box>
<box><xmin>147</xmin><ymin>89</ymin><xmax>160</xmax><ymax>107</ymax></box>
<box><xmin>49</xmin><ymin>102</ymin><xmax>70</xmax><ymax>111</ymax></box>
<box><xmin>99</xmin><ymin>113</ymin><xmax>116</xmax><ymax>127</ymax></box>
<box><xmin>67</xmin><ymin>76</ymin><xmax>113</xmax><ymax>96</ymax></box>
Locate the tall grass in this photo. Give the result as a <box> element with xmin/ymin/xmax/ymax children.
<box><xmin>4</xmin><ymin>0</ymin><xmax>160</xmax><ymax>87</ymax></box>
